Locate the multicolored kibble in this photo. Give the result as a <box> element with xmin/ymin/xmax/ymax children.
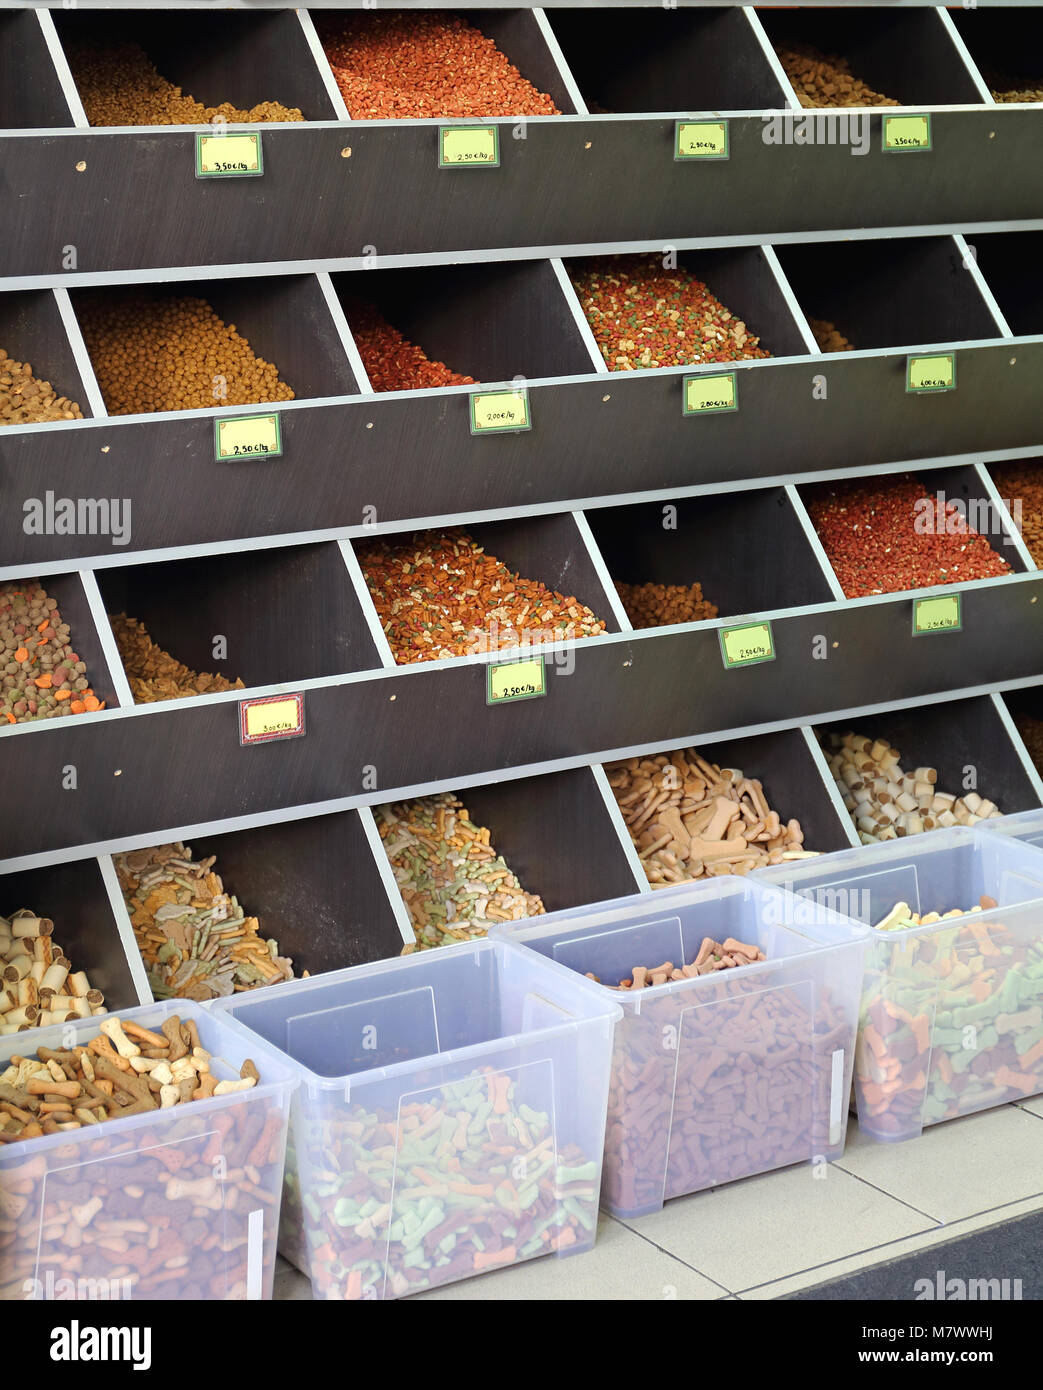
<box><xmin>319</xmin><ymin>11</ymin><xmax>560</xmax><ymax>119</ymax></box>
<box><xmin>0</xmin><ymin>582</ymin><xmax>103</xmax><ymax>723</ymax></box>
<box><xmin>346</xmin><ymin>302</ymin><xmax>476</xmax><ymax>393</ymax></box>
<box><xmin>378</xmin><ymin>793</ymin><xmax>545</xmax><ymax>950</ymax></box>
<box><xmin>805</xmin><ymin>476</ymin><xmax>1012</xmax><ymax>598</ymax></box>
<box><xmin>358</xmin><ymin>528</ymin><xmax>606</xmax><ymax>664</ymax></box>
<box><xmin>570</xmin><ymin>255</ymin><xmax>771</xmax><ymax>370</ymax></box>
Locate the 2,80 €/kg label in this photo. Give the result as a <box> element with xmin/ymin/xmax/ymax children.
<box><xmin>215</xmin><ymin>413</ymin><xmax>283</xmax><ymax>461</ymax></box>
<box><xmin>439</xmin><ymin>125</ymin><xmax>500</xmax><ymax>168</ymax></box>
<box><xmin>487</xmin><ymin>656</ymin><xmax>546</xmax><ymax>705</ymax></box>
<box><xmin>239</xmin><ymin>693</ymin><xmax>305</xmax><ymax>745</ymax></box>
<box><xmin>470</xmin><ymin>388</ymin><xmax>531</xmax><ymax>434</ymax></box>
<box><xmin>195</xmin><ymin>131</ymin><xmax>264</xmax><ymax>177</ymax></box>
<box><xmin>675</xmin><ymin>120</ymin><xmax>729</xmax><ymax>160</ymax></box>
<box><xmin>718</xmin><ymin>621</ymin><xmax>775</xmax><ymax>670</ymax></box>
<box><xmin>683</xmin><ymin>371</ymin><xmax>737</xmax><ymax>415</ymax></box>
<box><xmin>882</xmin><ymin>114</ymin><xmax>931</xmax><ymax>152</ymax></box>
<box><xmin>912</xmin><ymin>593</ymin><xmax>962</xmax><ymax>636</ymax></box>
<box><xmin>906</xmin><ymin>353</ymin><xmax>956</xmax><ymax>393</ymax></box>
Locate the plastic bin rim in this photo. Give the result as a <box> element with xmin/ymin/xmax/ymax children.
<box><xmin>0</xmin><ymin>998</ymin><xmax>298</xmax><ymax>1160</ymax></box>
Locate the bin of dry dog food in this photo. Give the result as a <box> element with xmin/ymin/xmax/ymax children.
<box><xmin>491</xmin><ymin>876</ymin><xmax>866</xmax><ymax>1218</ymax></box>
<box><xmin>214</xmin><ymin>939</ymin><xmax>620</xmax><ymax>1300</ymax></box>
<box><xmin>0</xmin><ymin>1000</ymin><xmax>296</xmax><ymax>1301</ymax></box>
<box><xmin>759</xmin><ymin>827</ymin><xmax>1043</xmax><ymax>1142</ymax></box>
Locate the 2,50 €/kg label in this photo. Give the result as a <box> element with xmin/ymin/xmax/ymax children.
<box><xmin>215</xmin><ymin>413</ymin><xmax>283</xmax><ymax>461</ymax></box>
<box><xmin>675</xmin><ymin>120</ymin><xmax>729</xmax><ymax>160</ymax></box>
<box><xmin>196</xmin><ymin>131</ymin><xmax>264</xmax><ymax>177</ymax></box>
<box><xmin>718</xmin><ymin>621</ymin><xmax>775</xmax><ymax>670</ymax></box>
<box><xmin>487</xmin><ymin>656</ymin><xmax>546</xmax><ymax>705</ymax></box>
<box><xmin>912</xmin><ymin>593</ymin><xmax>962</xmax><ymax>636</ymax></box>
<box><xmin>439</xmin><ymin>125</ymin><xmax>500</xmax><ymax>167</ymax></box>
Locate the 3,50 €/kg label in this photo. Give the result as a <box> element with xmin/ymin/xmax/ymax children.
<box><xmin>215</xmin><ymin>413</ymin><xmax>283</xmax><ymax>461</ymax></box>
<box><xmin>487</xmin><ymin>656</ymin><xmax>546</xmax><ymax>705</ymax></box>
<box><xmin>196</xmin><ymin>131</ymin><xmax>264</xmax><ymax>177</ymax></box>
<box><xmin>719</xmin><ymin>621</ymin><xmax>775</xmax><ymax>670</ymax></box>
<box><xmin>882</xmin><ymin>114</ymin><xmax>932</xmax><ymax>152</ymax></box>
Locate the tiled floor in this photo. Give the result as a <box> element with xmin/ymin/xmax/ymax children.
<box><xmin>273</xmin><ymin>1099</ymin><xmax>1043</xmax><ymax>1301</ymax></box>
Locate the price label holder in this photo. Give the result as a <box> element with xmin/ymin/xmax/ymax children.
<box><xmin>487</xmin><ymin>655</ymin><xmax>547</xmax><ymax>705</ymax></box>
<box><xmin>675</xmin><ymin>120</ymin><xmax>729</xmax><ymax>160</ymax></box>
<box><xmin>683</xmin><ymin>371</ymin><xmax>737</xmax><ymax>416</ymax></box>
<box><xmin>912</xmin><ymin>593</ymin><xmax>962</xmax><ymax>636</ymax></box>
<box><xmin>882</xmin><ymin>114</ymin><xmax>931</xmax><ymax>153</ymax></box>
<box><xmin>239</xmin><ymin>693</ymin><xmax>305</xmax><ymax>745</ymax></box>
<box><xmin>196</xmin><ymin>131</ymin><xmax>264</xmax><ymax>178</ymax></box>
<box><xmin>719</xmin><ymin>621</ymin><xmax>775</xmax><ymax>670</ymax></box>
<box><xmin>215</xmin><ymin>413</ymin><xmax>283</xmax><ymax>461</ymax></box>
<box><xmin>470</xmin><ymin>388</ymin><xmax>530</xmax><ymax>435</ymax></box>
<box><xmin>906</xmin><ymin>353</ymin><xmax>956</xmax><ymax>394</ymax></box>
<box><xmin>439</xmin><ymin>125</ymin><xmax>500</xmax><ymax>168</ymax></box>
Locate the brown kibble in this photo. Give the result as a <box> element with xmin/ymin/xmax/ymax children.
<box><xmin>616</xmin><ymin>581</ymin><xmax>719</xmax><ymax>630</ymax></box>
<box><xmin>0</xmin><ymin>348</ymin><xmax>84</xmax><ymax>425</ymax></box>
<box><xmin>776</xmin><ymin>42</ymin><xmax>900</xmax><ymax>107</ymax></box>
<box><xmin>109</xmin><ymin>613</ymin><xmax>244</xmax><ymax>704</ymax></box>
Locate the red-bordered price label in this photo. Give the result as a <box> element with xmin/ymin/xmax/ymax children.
<box><xmin>239</xmin><ymin>693</ymin><xmax>305</xmax><ymax>745</ymax></box>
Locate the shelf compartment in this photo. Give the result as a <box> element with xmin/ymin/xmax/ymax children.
<box><xmin>755</xmin><ymin>5</ymin><xmax>987</xmax><ymax>108</ymax></box>
<box><xmin>0</xmin><ymin>290</ymin><xmax>96</xmax><ymax>423</ymax></box>
<box><xmin>971</xmin><ymin>233</ymin><xmax>1043</xmax><ymax>337</ymax></box>
<box><xmin>354</xmin><ymin>512</ymin><xmax>623</xmax><ymax>667</ymax></box>
<box><xmin>69</xmin><ymin>273</ymin><xmax>358</xmax><ymax>417</ymax></box>
<box><xmin>0</xmin><ymin>856</ymin><xmax>142</xmax><ymax>1018</ymax></box>
<box><xmin>96</xmin><ymin>541</ymin><xmax>381</xmax><ymax>701</ymax></box>
<box><xmin>53</xmin><ymin>7</ymin><xmax>339</xmax><ymax>126</ymax></box>
<box><xmin>374</xmin><ymin>766</ymin><xmax>642</xmax><ymax>949</ymax></box>
<box><xmin>545</xmin><ymin>6</ymin><xmax>789</xmax><ymax>113</ymax></box>
<box><xmin>950</xmin><ymin>7</ymin><xmax>1043</xmax><ymax>104</ymax></box>
<box><xmin>315</xmin><ymin>7</ymin><xmax>580</xmax><ymax>118</ymax></box>
<box><xmin>334</xmin><ymin>259</ymin><xmax>597</xmax><ymax>392</ymax></box>
<box><xmin>0</xmin><ymin>12</ymin><xmax>77</xmax><ymax>130</ymax></box>
<box><xmin>113</xmin><ymin>810</ymin><xmax>408</xmax><ymax>993</ymax></box>
<box><xmin>815</xmin><ymin>693</ymin><xmax>1043</xmax><ymax>843</ymax></box>
<box><xmin>775</xmin><ymin>236</ymin><xmax>1004</xmax><ymax>354</ymax></box>
<box><xmin>586</xmin><ymin>488</ymin><xmax>837</xmax><ymax>627</ymax></box>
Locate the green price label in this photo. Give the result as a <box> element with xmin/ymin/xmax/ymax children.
<box><xmin>675</xmin><ymin>120</ymin><xmax>729</xmax><ymax>160</ymax></box>
<box><xmin>439</xmin><ymin>126</ymin><xmax>500</xmax><ymax>168</ymax></box>
<box><xmin>214</xmin><ymin>413</ymin><xmax>282</xmax><ymax>460</ymax></box>
<box><xmin>883</xmin><ymin>114</ymin><xmax>932</xmax><ymax>152</ymax></box>
<box><xmin>195</xmin><ymin>131</ymin><xmax>263</xmax><ymax>177</ymax></box>
<box><xmin>907</xmin><ymin>354</ymin><xmax>956</xmax><ymax>393</ymax></box>
<box><xmin>487</xmin><ymin>656</ymin><xmax>547</xmax><ymax>705</ymax></box>
<box><xmin>719</xmin><ymin>622</ymin><xmax>775</xmax><ymax>669</ymax></box>
<box><xmin>470</xmin><ymin>389</ymin><xmax>530</xmax><ymax>434</ymax></box>
<box><xmin>913</xmin><ymin>594</ymin><xmax>962</xmax><ymax>635</ymax></box>
<box><xmin>683</xmin><ymin>372</ymin><xmax>737</xmax><ymax>415</ymax></box>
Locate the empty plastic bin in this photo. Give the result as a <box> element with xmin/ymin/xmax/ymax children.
<box><xmin>979</xmin><ymin>807</ymin><xmax>1043</xmax><ymax>855</ymax></box>
<box><xmin>213</xmin><ymin>939</ymin><xmax>621</xmax><ymax>1300</ymax></box>
<box><xmin>490</xmin><ymin>876</ymin><xmax>866</xmax><ymax>1218</ymax></box>
<box><xmin>0</xmin><ymin>1000</ymin><xmax>297</xmax><ymax>1302</ymax></box>
<box><xmin>758</xmin><ymin>827</ymin><xmax>1043</xmax><ymax>1142</ymax></box>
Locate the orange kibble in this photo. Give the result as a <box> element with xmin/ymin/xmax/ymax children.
<box><xmin>4</xmin><ymin>712</ymin><xmax>14</xmax><ymax>724</ymax></box>
<box><xmin>54</xmin><ymin>689</ymin><xmax>72</xmax><ymax>701</ymax></box>
<box><xmin>34</xmin><ymin>673</ymin><xmax>52</xmax><ymax>689</ymax></box>
<box><xmin>13</xmin><ymin>647</ymin><xmax>28</xmax><ymax>662</ymax></box>
<box><xmin>36</xmin><ymin>618</ymin><xmax>49</xmax><ymax>631</ymax></box>
<box><xmin>83</xmin><ymin>695</ymin><xmax>102</xmax><ymax>711</ymax></box>
<box><xmin>70</xmin><ymin>701</ymin><xmax>86</xmax><ymax>714</ymax></box>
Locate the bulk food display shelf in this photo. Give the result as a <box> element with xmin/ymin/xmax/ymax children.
<box><xmin>1</xmin><ymin>4</ymin><xmax>1042</xmax><ymax>1004</ymax></box>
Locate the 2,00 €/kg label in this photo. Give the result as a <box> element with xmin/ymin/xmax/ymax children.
<box><xmin>719</xmin><ymin>621</ymin><xmax>775</xmax><ymax>670</ymax></box>
<box><xmin>470</xmin><ymin>389</ymin><xmax>531</xmax><ymax>434</ymax></box>
<box><xmin>912</xmin><ymin>593</ymin><xmax>962</xmax><ymax>636</ymax></box>
<box><xmin>196</xmin><ymin>131</ymin><xmax>264</xmax><ymax>177</ymax></box>
<box><xmin>683</xmin><ymin>371</ymin><xmax>737</xmax><ymax>415</ymax></box>
<box><xmin>487</xmin><ymin>656</ymin><xmax>547</xmax><ymax>705</ymax></box>
<box><xmin>239</xmin><ymin>693</ymin><xmax>305</xmax><ymax>744</ymax></box>
<box><xmin>215</xmin><ymin>413</ymin><xmax>283</xmax><ymax>461</ymax></box>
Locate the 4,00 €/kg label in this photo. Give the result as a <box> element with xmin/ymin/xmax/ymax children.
<box><xmin>215</xmin><ymin>413</ymin><xmax>283</xmax><ymax>461</ymax></box>
<box><xmin>487</xmin><ymin>656</ymin><xmax>546</xmax><ymax>705</ymax></box>
<box><xmin>719</xmin><ymin>621</ymin><xmax>775</xmax><ymax>670</ymax></box>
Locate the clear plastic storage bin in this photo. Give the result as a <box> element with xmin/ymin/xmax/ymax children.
<box><xmin>490</xmin><ymin>877</ymin><xmax>866</xmax><ymax>1217</ymax></box>
<box><xmin>759</xmin><ymin>827</ymin><xmax>1043</xmax><ymax>1141</ymax></box>
<box><xmin>214</xmin><ymin>939</ymin><xmax>621</xmax><ymax>1300</ymax></box>
<box><xmin>0</xmin><ymin>1000</ymin><xmax>296</xmax><ymax>1302</ymax></box>
<box><xmin>979</xmin><ymin>807</ymin><xmax>1043</xmax><ymax>855</ymax></box>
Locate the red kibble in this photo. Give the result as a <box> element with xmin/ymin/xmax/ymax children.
<box><xmin>320</xmin><ymin>12</ymin><xmax>560</xmax><ymax>120</ymax></box>
<box><xmin>347</xmin><ymin>302</ymin><xmax>476</xmax><ymax>393</ymax></box>
<box><xmin>569</xmin><ymin>254</ymin><xmax>772</xmax><ymax>371</ymax></box>
<box><xmin>806</xmin><ymin>476</ymin><xmax>1012</xmax><ymax>598</ymax></box>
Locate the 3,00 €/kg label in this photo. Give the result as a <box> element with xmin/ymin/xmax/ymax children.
<box><xmin>487</xmin><ymin>656</ymin><xmax>547</xmax><ymax>705</ymax></box>
<box><xmin>215</xmin><ymin>413</ymin><xmax>283</xmax><ymax>461</ymax></box>
<box><xmin>719</xmin><ymin>621</ymin><xmax>775</xmax><ymax>670</ymax></box>
<box><xmin>239</xmin><ymin>693</ymin><xmax>305</xmax><ymax>744</ymax></box>
<box><xmin>196</xmin><ymin>131</ymin><xmax>264</xmax><ymax>177</ymax></box>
